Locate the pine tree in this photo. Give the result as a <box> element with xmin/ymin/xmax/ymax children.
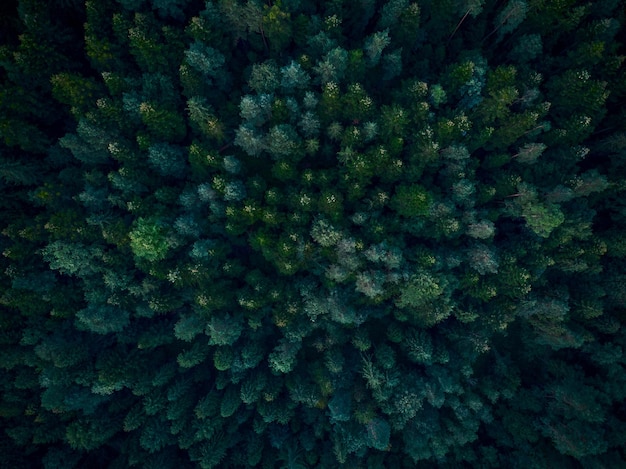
<box><xmin>129</xmin><ymin>217</ymin><xmax>172</xmax><ymax>262</ymax></box>
<box><xmin>390</xmin><ymin>184</ymin><xmax>431</xmax><ymax>218</ymax></box>
<box><xmin>2</xmin><ymin>1</ymin><xmax>626</xmax><ymax>467</ymax></box>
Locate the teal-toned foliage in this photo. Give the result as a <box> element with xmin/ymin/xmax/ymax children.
<box><xmin>1</xmin><ymin>0</ymin><xmax>625</xmax><ymax>467</ymax></box>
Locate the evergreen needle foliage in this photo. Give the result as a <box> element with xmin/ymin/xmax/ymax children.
<box><xmin>1</xmin><ymin>0</ymin><xmax>626</xmax><ymax>467</ymax></box>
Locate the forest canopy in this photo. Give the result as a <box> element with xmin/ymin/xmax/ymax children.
<box><xmin>1</xmin><ymin>0</ymin><xmax>626</xmax><ymax>467</ymax></box>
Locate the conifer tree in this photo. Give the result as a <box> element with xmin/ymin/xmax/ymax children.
<box><xmin>2</xmin><ymin>1</ymin><xmax>626</xmax><ymax>467</ymax></box>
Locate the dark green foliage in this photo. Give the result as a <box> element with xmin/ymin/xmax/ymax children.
<box><xmin>390</xmin><ymin>183</ymin><xmax>431</xmax><ymax>217</ymax></box>
<box><xmin>76</xmin><ymin>304</ymin><xmax>130</xmax><ymax>334</ymax></box>
<box><xmin>2</xmin><ymin>0</ymin><xmax>625</xmax><ymax>467</ymax></box>
<box><xmin>365</xmin><ymin>418</ymin><xmax>391</xmax><ymax>450</ymax></box>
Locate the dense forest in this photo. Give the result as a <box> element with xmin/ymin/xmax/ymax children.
<box><xmin>1</xmin><ymin>0</ymin><xmax>626</xmax><ymax>467</ymax></box>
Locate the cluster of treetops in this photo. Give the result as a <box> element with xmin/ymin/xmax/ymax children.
<box><xmin>1</xmin><ymin>0</ymin><xmax>625</xmax><ymax>467</ymax></box>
